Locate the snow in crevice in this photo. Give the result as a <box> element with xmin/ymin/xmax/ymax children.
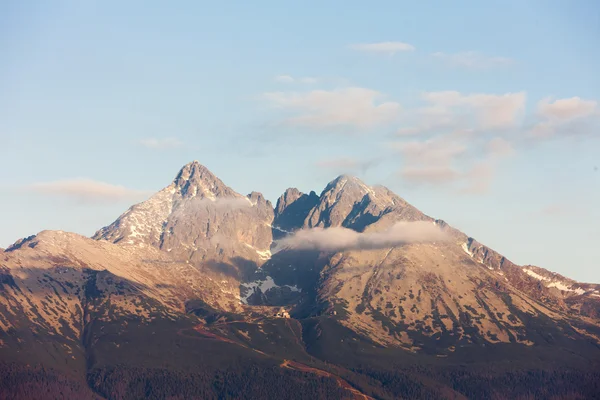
<box><xmin>240</xmin><ymin>276</ymin><xmax>301</xmax><ymax>304</ymax></box>
<box><xmin>461</xmin><ymin>243</ymin><xmax>474</xmax><ymax>257</ymax></box>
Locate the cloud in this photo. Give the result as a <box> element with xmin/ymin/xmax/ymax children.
<box><xmin>460</xmin><ymin>162</ymin><xmax>495</xmax><ymax>194</ymax></box>
<box><xmin>274</xmin><ymin>221</ymin><xmax>447</xmax><ymax>253</ymax></box>
<box><xmin>432</xmin><ymin>51</ymin><xmax>514</xmax><ymax>69</ymax></box>
<box><xmin>27</xmin><ymin>179</ymin><xmax>151</xmax><ymax>203</ymax></box>
<box><xmin>392</xmin><ymin>136</ymin><xmax>466</xmax><ymax>186</ymax></box>
<box><xmin>138</xmin><ymin>137</ymin><xmax>183</xmax><ymax>149</ymax></box>
<box><xmin>537</xmin><ymin>97</ymin><xmax>597</xmax><ymax>121</ymax></box>
<box><xmin>274</xmin><ymin>75</ymin><xmax>295</xmax><ymax>83</ymax></box>
<box><xmin>274</xmin><ymin>75</ymin><xmax>317</xmax><ymax>84</ymax></box>
<box><xmin>529</xmin><ymin>96</ymin><xmax>598</xmax><ymax>138</ymax></box>
<box><xmin>350</xmin><ymin>41</ymin><xmax>415</xmax><ymax>54</ymax></box>
<box><xmin>392</xmin><ymin>134</ymin><xmax>514</xmax><ymax>193</ymax></box>
<box><xmin>394</xmin><ymin>91</ymin><xmax>526</xmax><ymax>137</ymax></box>
<box><xmin>421</xmin><ymin>91</ymin><xmax>526</xmax><ymax>130</ymax></box>
<box><xmin>263</xmin><ymin>87</ymin><xmax>401</xmax><ymax>128</ymax></box>
<box><xmin>314</xmin><ymin>157</ymin><xmax>377</xmax><ymax>173</ymax></box>
<box><xmin>174</xmin><ymin>197</ymin><xmax>254</xmax><ymax>213</ymax></box>
<box><xmin>390</xmin><ymin>137</ymin><xmax>467</xmax><ymax>165</ymax></box>
<box><xmin>486</xmin><ymin>137</ymin><xmax>515</xmax><ymax>158</ymax></box>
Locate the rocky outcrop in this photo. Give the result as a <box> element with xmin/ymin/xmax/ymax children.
<box><xmin>273</xmin><ymin>188</ymin><xmax>319</xmax><ymax>238</ymax></box>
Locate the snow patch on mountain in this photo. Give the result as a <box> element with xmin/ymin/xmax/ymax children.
<box><xmin>240</xmin><ymin>276</ymin><xmax>301</xmax><ymax>304</ymax></box>
<box><xmin>461</xmin><ymin>242</ymin><xmax>474</xmax><ymax>257</ymax></box>
<box><xmin>523</xmin><ymin>268</ymin><xmax>550</xmax><ymax>281</ymax></box>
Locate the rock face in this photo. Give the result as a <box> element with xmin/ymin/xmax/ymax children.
<box><xmin>94</xmin><ymin>161</ymin><xmax>274</xmax><ymax>268</ymax></box>
<box><xmin>273</xmin><ymin>188</ymin><xmax>319</xmax><ymax>238</ymax></box>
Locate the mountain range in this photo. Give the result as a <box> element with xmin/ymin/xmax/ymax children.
<box><xmin>1</xmin><ymin>161</ymin><xmax>599</xmax><ymax>399</ymax></box>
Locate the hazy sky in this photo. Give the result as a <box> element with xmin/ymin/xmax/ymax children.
<box><xmin>1</xmin><ymin>1</ymin><xmax>599</xmax><ymax>282</ymax></box>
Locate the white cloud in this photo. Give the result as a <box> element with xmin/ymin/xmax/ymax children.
<box><xmin>432</xmin><ymin>51</ymin><xmax>514</xmax><ymax>69</ymax></box>
<box><xmin>171</xmin><ymin>197</ymin><xmax>253</xmax><ymax>214</ymax></box>
<box><xmin>27</xmin><ymin>179</ymin><xmax>151</xmax><ymax>203</ymax></box>
<box><xmin>315</xmin><ymin>157</ymin><xmax>376</xmax><ymax>173</ymax></box>
<box><xmin>274</xmin><ymin>75</ymin><xmax>317</xmax><ymax>84</ymax></box>
<box><xmin>390</xmin><ymin>137</ymin><xmax>467</xmax><ymax>165</ymax></box>
<box><xmin>421</xmin><ymin>91</ymin><xmax>526</xmax><ymax>130</ymax></box>
<box><xmin>263</xmin><ymin>87</ymin><xmax>401</xmax><ymax>128</ymax></box>
<box><xmin>395</xmin><ymin>91</ymin><xmax>526</xmax><ymax>136</ymax></box>
<box><xmin>274</xmin><ymin>221</ymin><xmax>447</xmax><ymax>253</ymax></box>
<box><xmin>537</xmin><ymin>97</ymin><xmax>597</xmax><ymax>121</ymax></box>
<box><xmin>349</xmin><ymin>41</ymin><xmax>415</xmax><ymax>54</ymax></box>
<box><xmin>529</xmin><ymin>96</ymin><xmax>598</xmax><ymax>138</ymax></box>
<box><xmin>392</xmin><ymin>134</ymin><xmax>513</xmax><ymax>193</ymax></box>
<box><xmin>138</xmin><ymin>137</ymin><xmax>183</xmax><ymax>149</ymax></box>
<box><xmin>274</xmin><ymin>75</ymin><xmax>295</xmax><ymax>83</ymax></box>
<box><xmin>486</xmin><ymin>137</ymin><xmax>515</xmax><ymax>158</ymax></box>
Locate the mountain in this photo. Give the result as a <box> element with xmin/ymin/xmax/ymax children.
<box><xmin>1</xmin><ymin>161</ymin><xmax>599</xmax><ymax>399</ymax></box>
<box><xmin>94</xmin><ymin>161</ymin><xmax>274</xmax><ymax>267</ymax></box>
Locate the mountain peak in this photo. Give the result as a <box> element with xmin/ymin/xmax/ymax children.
<box><xmin>173</xmin><ymin>161</ymin><xmax>235</xmax><ymax>199</ymax></box>
<box><xmin>322</xmin><ymin>174</ymin><xmax>373</xmax><ymax>198</ymax></box>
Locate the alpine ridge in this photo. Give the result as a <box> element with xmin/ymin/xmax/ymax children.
<box><xmin>1</xmin><ymin>161</ymin><xmax>599</xmax><ymax>399</ymax></box>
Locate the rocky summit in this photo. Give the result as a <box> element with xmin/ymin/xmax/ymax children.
<box><xmin>1</xmin><ymin>161</ymin><xmax>599</xmax><ymax>399</ymax></box>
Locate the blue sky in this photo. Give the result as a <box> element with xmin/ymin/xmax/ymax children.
<box><xmin>1</xmin><ymin>0</ymin><xmax>599</xmax><ymax>282</ymax></box>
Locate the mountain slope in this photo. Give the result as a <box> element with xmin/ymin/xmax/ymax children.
<box><xmin>1</xmin><ymin>162</ymin><xmax>599</xmax><ymax>399</ymax></box>
<box><xmin>266</xmin><ymin>174</ymin><xmax>600</xmax><ymax>351</ymax></box>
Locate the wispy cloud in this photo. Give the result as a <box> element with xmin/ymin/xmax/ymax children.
<box><xmin>420</xmin><ymin>91</ymin><xmax>526</xmax><ymax>130</ymax></box>
<box><xmin>540</xmin><ymin>203</ymin><xmax>569</xmax><ymax>216</ymax></box>
<box><xmin>486</xmin><ymin>137</ymin><xmax>515</xmax><ymax>158</ymax></box>
<box><xmin>27</xmin><ymin>179</ymin><xmax>151</xmax><ymax>203</ymax></box>
<box><xmin>537</xmin><ymin>97</ymin><xmax>597</xmax><ymax>121</ymax></box>
<box><xmin>274</xmin><ymin>75</ymin><xmax>317</xmax><ymax>84</ymax></box>
<box><xmin>263</xmin><ymin>87</ymin><xmax>401</xmax><ymax>129</ymax></box>
<box><xmin>391</xmin><ymin>133</ymin><xmax>515</xmax><ymax>193</ymax></box>
<box><xmin>274</xmin><ymin>75</ymin><xmax>295</xmax><ymax>83</ymax></box>
<box><xmin>138</xmin><ymin>137</ymin><xmax>183</xmax><ymax>149</ymax></box>
<box><xmin>432</xmin><ymin>51</ymin><xmax>513</xmax><ymax>69</ymax></box>
<box><xmin>170</xmin><ymin>197</ymin><xmax>253</xmax><ymax>214</ymax></box>
<box><xmin>274</xmin><ymin>221</ymin><xmax>447</xmax><ymax>253</ymax></box>
<box><xmin>529</xmin><ymin>96</ymin><xmax>598</xmax><ymax>138</ymax></box>
<box><xmin>349</xmin><ymin>41</ymin><xmax>415</xmax><ymax>54</ymax></box>
<box><xmin>394</xmin><ymin>91</ymin><xmax>526</xmax><ymax>136</ymax></box>
<box><xmin>314</xmin><ymin>157</ymin><xmax>377</xmax><ymax>173</ymax></box>
<box><xmin>390</xmin><ymin>137</ymin><xmax>467</xmax><ymax>165</ymax></box>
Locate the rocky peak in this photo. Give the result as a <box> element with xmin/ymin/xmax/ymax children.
<box><xmin>94</xmin><ymin>162</ymin><xmax>274</xmax><ymax>267</ymax></box>
<box><xmin>247</xmin><ymin>191</ymin><xmax>269</xmax><ymax>206</ymax></box>
<box><xmin>305</xmin><ymin>175</ymin><xmax>378</xmax><ymax>228</ymax></box>
<box><xmin>275</xmin><ymin>188</ymin><xmax>303</xmax><ymax>215</ymax></box>
<box><xmin>173</xmin><ymin>161</ymin><xmax>237</xmax><ymax>199</ymax></box>
<box><xmin>272</xmin><ymin>188</ymin><xmax>319</xmax><ymax>238</ymax></box>
<box><xmin>321</xmin><ymin>174</ymin><xmax>372</xmax><ymax>196</ymax></box>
